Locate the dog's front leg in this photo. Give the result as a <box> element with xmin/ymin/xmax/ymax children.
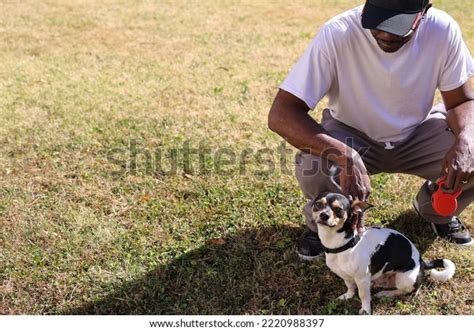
<box><xmin>337</xmin><ymin>278</ymin><xmax>356</xmax><ymax>300</ymax></box>
<box><xmin>355</xmin><ymin>276</ymin><xmax>372</xmax><ymax>315</ymax></box>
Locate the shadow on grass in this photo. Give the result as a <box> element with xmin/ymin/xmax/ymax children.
<box><xmin>65</xmin><ymin>210</ymin><xmax>436</xmax><ymax>315</ymax></box>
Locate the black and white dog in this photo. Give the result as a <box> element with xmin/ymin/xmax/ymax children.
<box><xmin>313</xmin><ymin>193</ymin><xmax>455</xmax><ymax>315</ymax></box>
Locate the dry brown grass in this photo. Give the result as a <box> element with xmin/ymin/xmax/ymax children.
<box><xmin>0</xmin><ymin>0</ymin><xmax>472</xmax><ymax>315</ymax></box>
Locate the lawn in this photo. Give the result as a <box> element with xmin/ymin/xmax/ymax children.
<box><xmin>0</xmin><ymin>0</ymin><xmax>472</xmax><ymax>315</ymax></box>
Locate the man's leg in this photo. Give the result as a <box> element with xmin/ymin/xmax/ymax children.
<box><xmin>295</xmin><ymin>110</ymin><xmax>382</xmax><ymax>229</ymax></box>
<box><xmin>294</xmin><ymin>152</ymin><xmax>343</xmax><ymax>260</ymax></box>
<box><xmin>414</xmin><ymin>180</ymin><xmax>473</xmax><ymax>225</ymax></box>
<box><xmin>294</xmin><ymin>109</ymin><xmax>383</xmax><ymax>259</ymax></box>
<box><xmin>295</xmin><ymin>152</ymin><xmax>342</xmax><ymax>233</ymax></box>
<box><xmin>393</xmin><ymin>106</ymin><xmax>472</xmax><ymax>245</ymax></box>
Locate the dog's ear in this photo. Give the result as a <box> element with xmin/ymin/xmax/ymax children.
<box><xmin>311</xmin><ymin>191</ymin><xmax>330</xmax><ymax>205</ymax></box>
<box><xmin>351</xmin><ymin>200</ymin><xmax>374</xmax><ymax>214</ymax></box>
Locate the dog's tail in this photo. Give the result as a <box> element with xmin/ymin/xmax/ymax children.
<box><xmin>423</xmin><ymin>259</ymin><xmax>455</xmax><ymax>282</ymax></box>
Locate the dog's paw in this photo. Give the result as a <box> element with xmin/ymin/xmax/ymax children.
<box><xmin>337</xmin><ymin>292</ymin><xmax>354</xmax><ymax>300</ymax></box>
<box><xmin>337</xmin><ymin>294</ymin><xmax>347</xmax><ymax>300</ymax></box>
<box><xmin>358</xmin><ymin>308</ymin><xmax>371</xmax><ymax>315</ymax></box>
<box><xmin>375</xmin><ymin>290</ymin><xmax>396</xmax><ymax>298</ymax></box>
<box><xmin>374</xmin><ymin>291</ymin><xmax>386</xmax><ymax>298</ymax></box>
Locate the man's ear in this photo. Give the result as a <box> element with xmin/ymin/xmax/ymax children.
<box><xmin>351</xmin><ymin>200</ymin><xmax>375</xmax><ymax>214</ymax></box>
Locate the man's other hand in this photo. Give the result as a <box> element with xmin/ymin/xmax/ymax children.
<box><xmin>443</xmin><ymin>133</ymin><xmax>473</xmax><ymax>192</ymax></box>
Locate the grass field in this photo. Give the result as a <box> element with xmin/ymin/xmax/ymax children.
<box><xmin>0</xmin><ymin>0</ymin><xmax>473</xmax><ymax>315</ymax></box>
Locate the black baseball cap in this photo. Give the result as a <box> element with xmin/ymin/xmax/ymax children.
<box><xmin>362</xmin><ymin>0</ymin><xmax>430</xmax><ymax>37</ymax></box>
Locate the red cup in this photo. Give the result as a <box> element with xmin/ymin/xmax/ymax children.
<box><xmin>431</xmin><ymin>177</ymin><xmax>462</xmax><ymax>217</ymax></box>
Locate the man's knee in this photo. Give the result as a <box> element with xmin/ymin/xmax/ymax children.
<box><xmin>295</xmin><ymin>152</ymin><xmax>341</xmax><ymax>200</ymax></box>
<box><xmin>415</xmin><ymin>179</ymin><xmax>474</xmax><ymax>224</ymax></box>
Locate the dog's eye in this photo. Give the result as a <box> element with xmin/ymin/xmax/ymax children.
<box><xmin>313</xmin><ymin>202</ymin><xmax>323</xmax><ymax>210</ymax></box>
<box><xmin>334</xmin><ymin>208</ymin><xmax>344</xmax><ymax>217</ymax></box>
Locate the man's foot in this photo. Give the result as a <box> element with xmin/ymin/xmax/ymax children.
<box><xmin>296</xmin><ymin>229</ymin><xmax>324</xmax><ymax>261</ymax></box>
<box><xmin>412</xmin><ymin>199</ymin><xmax>472</xmax><ymax>246</ymax></box>
<box><xmin>431</xmin><ymin>217</ymin><xmax>472</xmax><ymax>246</ymax></box>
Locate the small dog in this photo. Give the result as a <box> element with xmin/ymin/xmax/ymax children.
<box><xmin>313</xmin><ymin>192</ymin><xmax>455</xmax><ymax>315</ymax></box>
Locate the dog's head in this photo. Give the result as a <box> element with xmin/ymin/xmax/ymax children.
<box><xmin>312</xmin><ymin>193</ymin><xmax>372</xmax><ymax>231</ymax></box>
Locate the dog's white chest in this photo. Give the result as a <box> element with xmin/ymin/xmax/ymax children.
<box><xmin>325</xmin><ymin>253</ymin><xmax>355</xmax><ymax>278</ymax></box>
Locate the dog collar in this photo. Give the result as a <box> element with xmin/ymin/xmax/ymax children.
<box><xmin>322</xmin><ymin>235</ymin><xmax>360</xmax><ymax>254</ymax></box>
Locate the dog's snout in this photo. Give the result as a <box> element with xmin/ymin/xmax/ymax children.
<box><xmin>320</xmin><ymin>212</ymin><xmax>330</xmax><ymax>221</ymax></box>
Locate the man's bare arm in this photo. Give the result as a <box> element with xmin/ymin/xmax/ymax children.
<box><xmin>268</xmin><ymin>90</ymin><xmax>354</xmax><ymax>166</ymax></box>
<box><xmin>268</xmin><ymin>89</ymin><xmax>371</xmax><ymax>202</ymax></box>
<box><xmin>440</xmin><ymin>78</ymin><xmax>474</xmax><ymax>191</ymax></box>
<box><xmin>442</xmin><ymin>79</ymin><xmax>474</xmax><ymax>135</ymax></box>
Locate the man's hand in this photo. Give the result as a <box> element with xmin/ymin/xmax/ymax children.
<box><xmin>443</xmin><ymin>133</ymin><xmax>473</xmax><ymax>192</ymax></box>
<box><xmin>339</xmin><ymin>151</ymin><xmax>371</xmax><ymax>234</ymax></box>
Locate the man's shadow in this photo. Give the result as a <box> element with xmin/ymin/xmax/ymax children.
<box><xmin>64</xmin><ymin>210</ymin><xmax>435</xmax><ymax>315</ymax></box>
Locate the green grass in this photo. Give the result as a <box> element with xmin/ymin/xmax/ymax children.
<box><xmin>0</xmin><ymin>0</ymin><xmax>472</xmax><ymax>315</ymax></box>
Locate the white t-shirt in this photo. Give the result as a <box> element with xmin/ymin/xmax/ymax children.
<box><xmin>280</xmin><ymin>6</ymin><xmax>474</xmax><ymax>143</ymax></box>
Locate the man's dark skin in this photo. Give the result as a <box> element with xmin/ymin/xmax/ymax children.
<box><xmin>371</xmin><ymin>29</ymin><xmax>414</xmax><ymax>53</ymax></box>
<box><xmin>268</xmin><ymin>26</ymin><xmax>474</xmax><ymax>232</ymax></box>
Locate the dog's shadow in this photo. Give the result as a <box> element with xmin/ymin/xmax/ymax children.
<box><xmin>63</xmin><ymin>210</ymin><xmax>434</xmax><ymax>315</ymax></box>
